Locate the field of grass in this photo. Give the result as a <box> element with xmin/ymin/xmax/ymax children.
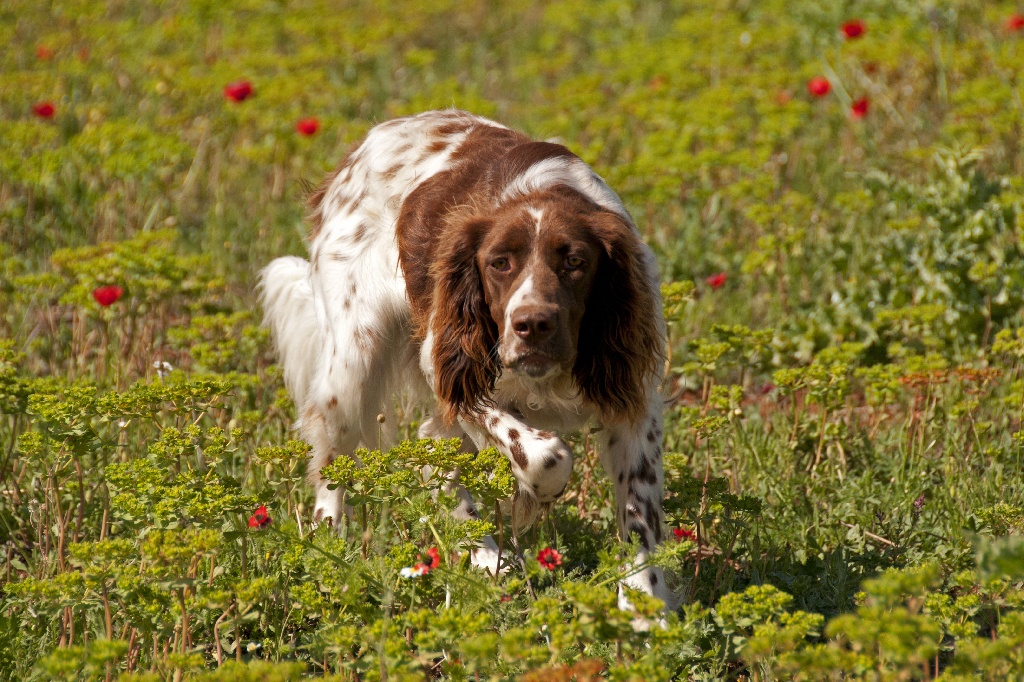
<box><xmin>3</xmin><ymin>1</ymin><xmax>1024</xmax><ymax>679</ymax></box>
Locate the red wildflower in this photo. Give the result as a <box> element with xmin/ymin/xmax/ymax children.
<box><xmin>673</xmin><ymin>527</ymin><xmax>697</xmax><ymax>542</ymax></box>
<box><xmin>421</xmin><ymin>547</ymin><xmax>440</xmax><ymax>570</ymax></box>
<box><xmin>1007</xmin><ymin>14</ymin><xmax>1024</xmax><ymax>32</ymax></box>
<box><xmin>32</xmin><ymin>101</ymin><xmax>55</xmax><ymax>119</ymax></box>
<box><xmin>223</xmin><ymin>80</ymin><xmax>253</xmax><ymax>102</ymax></box>
<box><xmin>248</xmin><ymin>505</ymin><xmax>272</xmax><ymax>529</ymax></box>
<box><xmin>807</xmin><ymin>76</ymin><xmax>831</xmax><ymax>98</ymax></box>
<box><xmin>295</xmin><ymin>117</ymin><xmax>320</xmax><ymax>136</ymax></box>
<box><xmin>705</xmin><ymin>272</ymin><xmax>727</xmax><ymax>290</ymax></box>
<box><xmin>841</xmin><ymin>19</ymin><xmax>866</xmax><ymax>39</ymax></box>
<box><xmin>537</xmin><ymin>547</ymin><xmax>562</xmax><ymax>570</ymax></box>
<box><xmin>758</xmin><ymin>382</ymin><xmax>776</xmax><ymax>395</ymax></box>
<box><xmin>35</xmin><ymin>45</ymin><xmax>53</xmax><ymax>61</ymax></box>
<box><xmin>401</xmin><ymin>546</ymin><xmax>441</xmax><ymax>578</ymax></box>
<box><xmin>92</xmin><ymin>285</ymin><xmax>123</xmax><ymax>306</ymax></box>
<box><xmin>851</xmin><ymin>97</ymin><xmax>870</xmax><ymax>119</ymax></box>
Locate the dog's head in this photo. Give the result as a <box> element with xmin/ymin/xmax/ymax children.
<box><xmin>431</xmin><ymin>185</ymin><xmax>663</xmax><ymax>425</ymax></box>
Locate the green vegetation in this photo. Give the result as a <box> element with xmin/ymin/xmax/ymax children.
<box><xmin>3</xmin><ymin>0</ymin><xmax>1024</xmax><ymax>679</ymax></box>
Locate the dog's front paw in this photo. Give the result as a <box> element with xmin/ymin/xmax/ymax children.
<box><xmin>470</xmin><ymin>536</ymin><xmax>506</xmax><ymax>576</ymax></box>
<box><xmin>516</xmin><ymin>433</ymin><xmax>573</xmax><ymax>503</ymax></box>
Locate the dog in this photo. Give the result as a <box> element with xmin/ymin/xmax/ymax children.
<box><xmin>261</xmin><ymin>109</ymin><xmax>667</xmax><ymax>605</ymax></box>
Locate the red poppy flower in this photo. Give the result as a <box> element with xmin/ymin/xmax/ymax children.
<box><xmin>223</xmin><ymin>80</ymin><xmax>253</xmax><ymax>102</ymax></box>
<box><xmin>841</xmin><ymin>19</ymin><xmax>866</xmax><ymax>39</ymax></box>
<box><xmin>537</xmin><ymin>547</ymin><xmax>562</xmax><ymax>570</ymax></box>
<box><xmin>807</xmin><ymin>77</ymin><xmax>831</xmax><ymax>98</ymax></box>
<box><xmin>851</xmin><ymin>97</ymin><xmax>870</xmax><ymax>119</ymax></box>
<box><xmin>248</xmin><ymin>504</ymin><xmax>272</xmax><ymax>529</ymax></box>
<box><xmin>295</xmin><ymin>117</ymin><xmax>320</xmax><ymax>136</ymax></box>
<box><xmin>92</xmin><ymin>285</ymin><xmax>123</xmax><ymax>306</ymax></box>
<box><xmin>673</xmin><ymin>527</ymin><xmax>697</xmax><ymax>542</ymax></box>
<box><xmin>35</xmin><ymin>45</ymin><xmax>53</xmax><ymax>61</ymax></box>
<box><xmin>401</xmin><ymin>546</ymin><xmax>441</xmax><ymax>577</ymax></box>
<box><xmin>32</xmin><ymin>102</ymin><xmax>56</xmax><ymax>119</ymax></box>
<box><xmin>421</xmin><ymin>547</ymin><xmax>440</xmax><ymax>570</ymax></box>
<box><xmin>1007</xmin><ymin>14</ymin><xmax>1024</xmax><ymax>32</ymax></box>
<box><xmin>705</xmin><ymin>272</ymin><xmax>727</xmax><ymax>289</ymax></box>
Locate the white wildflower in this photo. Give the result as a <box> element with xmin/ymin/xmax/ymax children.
<box><xmin>152</xmin><ymin>360</ymin><xmax>173</xmax><ymax>378</ymax></box>
<box><xmin>400</xmin><ymin>565</ymin><xmax>429</xmax><ymax>579</ymax></box>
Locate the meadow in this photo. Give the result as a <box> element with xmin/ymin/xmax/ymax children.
<box><xmin>2</xmin><ymin>0</ymin><xmax>1024</xmax><ymax>679</ymax></box>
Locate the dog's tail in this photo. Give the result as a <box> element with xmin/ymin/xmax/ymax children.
<box><xmin>259</xmin><ymin>256</ymin><xmax>320</xmax><ymax>409</ymax></box>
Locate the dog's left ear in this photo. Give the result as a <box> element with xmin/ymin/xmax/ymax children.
<box><xmin>574</xmin><ymin>211</ymin><xmax>664</xmax><ymax>425</ymax></box>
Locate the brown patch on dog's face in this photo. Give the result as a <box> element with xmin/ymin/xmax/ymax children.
<box><xmin>475</xmin><ymin>192</ymin><xmax>602</xmax><ymax>379</ymax></box>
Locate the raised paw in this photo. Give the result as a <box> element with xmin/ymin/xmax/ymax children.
<box><xmin>513</xmin><ymin>433</ymin><xmax>573</xmax><ymax>503</ymax></box>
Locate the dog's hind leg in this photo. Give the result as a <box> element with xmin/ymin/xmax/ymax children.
<box><xmin>300</xmin><ymin>399</ymin><xmax>357</xmax><ymax>527</ymax></box>
<box><xmin>304</xmin><ymin>325</ymin><xmax>410</xmax><ymax>524</ymax></box>
<box><xmin>261</xmin><ymin>255</ymin><xmax>355</xmax><ymax>524</ymax></box>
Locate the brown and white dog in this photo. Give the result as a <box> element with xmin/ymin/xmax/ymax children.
<box><xmin>261</xmin><ymin>110</ymin><xmax>667</xmax><ymax>606</ymax></box>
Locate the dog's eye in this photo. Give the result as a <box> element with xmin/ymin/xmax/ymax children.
<box><xmin>565</xmin><ymin>255</ymin><xmax>585</xmax><ymax>270</ymax></box>
<box><xmin>490</xmin><ymin>257</ymin><xmax>511</xmax><ymax>272</ymax></box>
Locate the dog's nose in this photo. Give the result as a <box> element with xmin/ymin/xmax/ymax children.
<box><xmin>511</xmin><ymin>305</ymin><xmax>558</xmax><ymax>342</ymax></box>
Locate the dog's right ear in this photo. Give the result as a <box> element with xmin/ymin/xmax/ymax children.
<box><xmin>430</xmin><ymin>217</ymin><xmax>500</xmax><ymax>424</ymax></box>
